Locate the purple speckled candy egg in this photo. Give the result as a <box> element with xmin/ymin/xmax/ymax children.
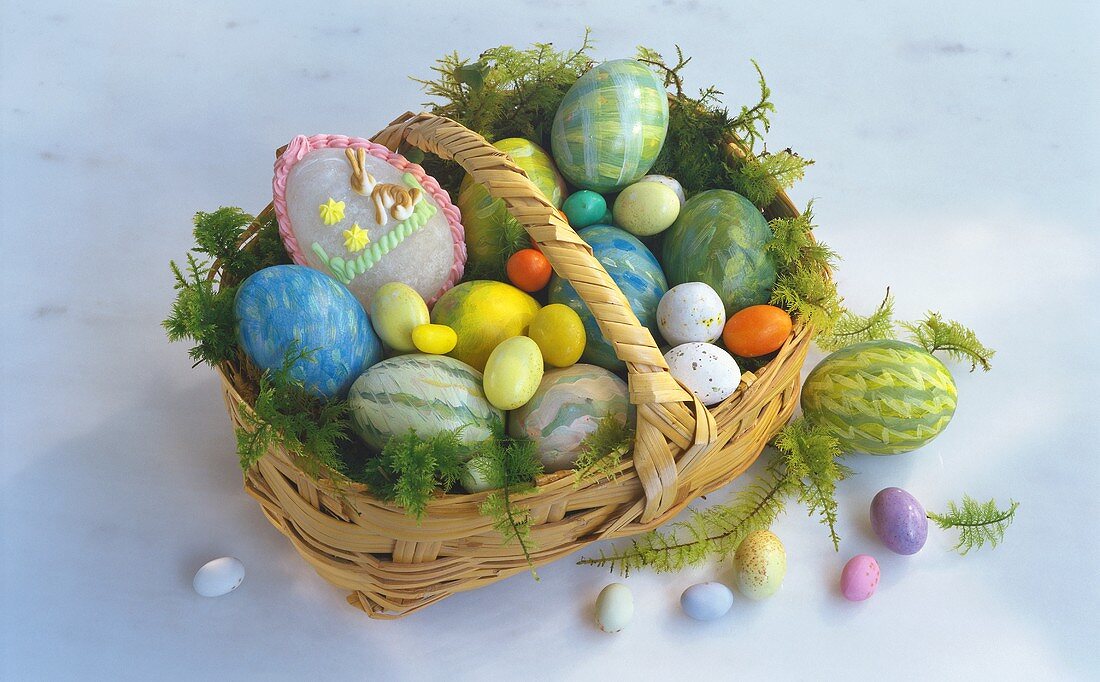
<box><xmin>870</xmin><ymin>487</ymin><xmax>928</xmax><ymax>555</ymax></box>
<box><xmin>840</xmin><ymin>555</ymin><xmax>880</xmax><ymax>601</ymax></box>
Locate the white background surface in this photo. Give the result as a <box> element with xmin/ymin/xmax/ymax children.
<box><xmin>2</xmin><ymin>1</ymin><xmax>1098</xmax><ymax>679</ymax></box>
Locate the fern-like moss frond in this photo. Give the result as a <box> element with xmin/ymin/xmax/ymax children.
<box><xmin>902</xmin><ymin>312</ymin><xmax>995</xmax><ymax>371</ymax></box>
<box><xmin>928</xmin><ymin>495</ymin><xmax>1019</xmax><ymax>555</ymax></box>
<box><xmin>572</xmin><ymin>415</ymin><xmax>634</xmax><ymax>487</ymax></box>
<box><xmin>816</xmin><ymin>288</ymin><xmax>897</xmax><ymax>351</ymax></box>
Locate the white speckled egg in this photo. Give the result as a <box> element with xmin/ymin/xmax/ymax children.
<box><xmin>639</xmin><ymin>174</ymin><xmax>686</xmax><ymax>207</ymax></box>
<box><xmin>664</xmin><ymin>342</ymin><xmax>741</xmax><ymax>406</ymax></box>
<box><xmin>595</xmin><ymin>583</ymin><xmax>634</xmax><ymax>633</ymax></box>
<box><xmin>657</xmin><ymin>282</ymin><xmax>726</xmax><ymax>345</ymax></box>
<box><xmin>193</xmin><ymin>557</ymin><xmax>245</xmax><ymax>597</ymax></box>
<box><xmin>680</xmin><ymin>582</ymin><xmax>734</xmax><ymax>621</ymax></box>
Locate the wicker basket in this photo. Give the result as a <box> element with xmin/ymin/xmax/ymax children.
<box><xmin>215</xmin><ymin>112</ymin><xmax>812</xmax><ymax>619</ymax></box>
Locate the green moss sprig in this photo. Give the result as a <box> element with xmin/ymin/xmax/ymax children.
<box><xmin>904</xmin><ymin>312</ymin><xmax>996</xmax><ymax>371</ymax></box>
<box><xmin>361</xmin><ymin>428</ymin><xmax>470</xmax><ymax>520</ymax></box>
<box><xmin>572</xmin><ymin>415</ymin><xmax>635</xmax><ymax>487</ymax></box>
<box><xmin>578</xmin><ymin>418</ymin><xmax>846</xmax><ymax>575</ymax></box>
<box><xmin>472</xmin><ymin>436</ymin><xmax>545</xmax><ymax>576</ymax></box>
<box><xmin>928</xmin><ymin>496</ymin><xmax>1019</xmax><ymax>554</ymax></box>
<box><xmin>815</xmin><ymin>288</ymin><xmax>896</xmax><ymax>351</ymax></box>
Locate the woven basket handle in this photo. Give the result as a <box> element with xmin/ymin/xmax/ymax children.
<box><xmin>372</xmin><ymin>112</ymin><xmax>716</xmax><ymax>522</ymax></box>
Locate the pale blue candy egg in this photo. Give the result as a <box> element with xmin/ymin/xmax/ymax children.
<box><xmin>680</xmin><ymin>581</ymin><xmax>734</xmax><ymax>621</ymax></box>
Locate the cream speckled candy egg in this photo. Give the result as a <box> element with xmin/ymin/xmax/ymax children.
<box><xmin>664</xmin><ymin>342</ymin><xmax>741</xmax><ymax>406</ymax></box>
<box><xmin>193</xmin><ymin>557</ymin><xmax>245</xmax><ymax>597</ymax></box>
<box><xmin>734</xmin><ymin>530</ymin><xmax>786</xmax><ymax>600</ymax></box>
<box><xmin>639</xmin><ymin>174</ymin><xmax>686</xmax><ymax>207</ymax></box>
<box><xmin>595</xmin><ymin>583</ymin><xmax>634</xmax><ymax>633</ymax></box>
<box><xmin>657</xmin><ymin>282</ymin><xmax>726</xmax><ymax>345</ymax></box>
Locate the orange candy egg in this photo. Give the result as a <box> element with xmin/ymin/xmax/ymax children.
<box><xmin>506</xmin><ymin>248</ymin><xmax>553</xmax><ymax>292</ymax></box>
<box><xmin>722</xmin><ymin>305</ymin><xmax>793</xmax><ymax>357</ymax></box>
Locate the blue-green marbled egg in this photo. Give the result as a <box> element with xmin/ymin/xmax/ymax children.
<box><xmin>548</xmin><ymin>225</ymin><xmax>667</xmax><ymax>372</ymax></box>
<box><xmin>235</xmin><ymin>265</ymin><xmax>381</xmax><ymax>398</ymax></box>
<box><xmin>551</xmin><ymin>59</ymin><xmax>669</xmax><ymax>193</ymax></box>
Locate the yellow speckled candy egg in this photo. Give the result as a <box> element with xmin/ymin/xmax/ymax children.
<box><xmin>411</xmin><ymin>323</ymin><xmax>457</xmax><ymax>355</ymax></box>
<box><xmin>369</xmin><ymin>282</ymin><xmax>429</xmax><ymax>353</ymax></box>
<box><xmin>613</xmin><ymin>181</ymin><xmax>681</xmax><ymax>237</ymax></box>
<box><xmin>483</xmin><ymin>336</ymin><xmax>544</xmax><ymax>410</ymax></box>
<box><xmin>734</xmin><ymin>529</ymin><xmax>786</xmax><ymax>600</ymax></box>
<box><xmin>527</xmin><ymin>304</ymin><xmax>586</xmax><ymax>368</ymax></box>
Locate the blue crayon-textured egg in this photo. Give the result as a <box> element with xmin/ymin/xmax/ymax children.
<box><xmin>680</xmin><ymin>582</ymin><xmax>734</xmax><ymax>621</ymax></box>
<box><xmin>870</xmin><ymin>487</ymin><xmax>928</xmax><ymax>555</ymax></box>
<box><xmin>235</xmin><ymin>265</ymin><xmax>381</xmax><ymax>398</ymax></box>
<box><xmin>548</xmin><ymin>225</ymin><xmax>667</xmax><ymax>372</ymax></box>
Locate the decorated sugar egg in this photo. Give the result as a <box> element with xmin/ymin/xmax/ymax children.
<box><xmin>457</xmin><ymin>138</ymin><xmax>565</xmax><ymax>277</ymax></box>
<box><xmin>235</xmin><ymin>265</ymin><xmax>381</xmax><ymax>399</ymax></box>
<box><xmin>657</xmin><ymin>282</ymin><xmax>726</xmax><ymax>345</ymax></box>
<box><xmin>613</xmin><ymin>181</ymin><xmax>680</xmax><ymax>236</ymax></box>
<box><xmin>273</xmin><ymin>135</ymin><xmax>466</xmax><ymax>310</ymax></box>
<box><xmin>548</xmin><ymin>225</ymin><xmax>668</xmax><ymax>372</ymax></box>
<box><xmin>430</xmin><ymin>280</ymin><xmax>541</xmax><ymax>372</ymax></box>
<box><xmin>661</xmin><ymin>189</ymin><xmax>777</xmax><ymax>316</ymax></box>
<box><xmin>800</xmin><ymin>340</ymin><xmax>957</xmax><ymax>455</ymax></box>
<box><xmin>551</xmin><ymin>59</ymin><xmax>670</xmax><ymax>192</ymax></box>
<box><xmin>664</xmin><ymin>342</ymin><xmax>741</xmax><ymax>406</ymax></box>
<box><xmin>639</xmin><ymin>174</ymin><xmax>686</xmax><ymax>207</ymax></box>
<box><xmin>483</xmin><ymin>336</ymin><xmax>544</xmax><ymax>411</ymax></box>
<box><xmin>369</xmin><ymin>282</ymin><xmax>429</xmax><ymax>352</ymax></box>
<box><xmin>508</xmin><ymin>364</ymin><xmax>633</xmax><ymax>473</ymax></box>
<box><xmin>348</xmin><ymin>354</ymin><xmax>502</xmax><ymax>449</ymax></box>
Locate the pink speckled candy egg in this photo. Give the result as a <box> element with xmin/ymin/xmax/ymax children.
<box><xmin>840</xmin><ymin>554</ymin><xmax>880</xmax><ymax>601</ymax></box>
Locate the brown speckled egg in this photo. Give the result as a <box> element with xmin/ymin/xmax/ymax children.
<box><xmin>734</xmin><ymin>530</ymin><xmax>787</xmax><ymax>600</ymax></box>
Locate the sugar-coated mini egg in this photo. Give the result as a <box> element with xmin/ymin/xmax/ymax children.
<box><xmin>595</xmin><ymin>583</ymin><xmax>634</xmax><ymax>633</ymax></box>
<box><xmin>613</xmin><ymin>181</ymin><xmax>681</xmax><ymax>236</ymax></box>
<box><xmin>370</xmin><ymin>282</ymin><xmax>430</xmax><ymax>352</ymax></box>
<box><xmin>411</xmin><ymin>323</ymin><xmax>458</xmax><ymax>355</ymax></box>
<box><xmin>841</xmin><ymin>554</ymin><xmax>880</xmax><ymax>601</ymax></box>
<box><xmin>664</xmin><ymin>342</ymin><xmax>741</xmax><ymax>406</ymax></box>
<box><xmin>193</xmin><ymin>557</ymin><xmax>245</xmax><ymax>597</ymax></box>
<box><xmin>734</xmin><ymin>530</ymin><xmax>786</xmax><ymax>600</ymax></box>
<box><xmin>639</xmin><ymin>174</ymin><xmax>686</xmax><ymax>207</ymax></box>
<box><xmin>657</xmin><ymin>282</ymin><xmax>726</xmax><ymax>345</ymax></box>
<box><xmin>562</xmin><ymin>190</ymin><xmax>607</xmax><ymax>229</ymax></box>
<box><xmin>680</xmin><ymin>582</ymin><xmax>734</xmax><ymax>621</ymax></box>
<box><xmin>870</xmin><ymin>487</ymin><xmax>928</xmax><ymax>555</ymax></box>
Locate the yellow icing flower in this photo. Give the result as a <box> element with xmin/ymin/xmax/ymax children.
<box><xmin>319</xmin><ymin>197</ymin><xmax>346</xmax><ymax>225</ymax></box>
<box><xmin>343</xmin><ymin>223</ymin><xmax>370</xmax><ymax>252</ymax></box>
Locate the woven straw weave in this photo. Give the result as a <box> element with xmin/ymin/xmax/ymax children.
<box><xmin>215</xmin><ymin>112</ymin><xmax>812</xmax><ymax>618</ymax></box>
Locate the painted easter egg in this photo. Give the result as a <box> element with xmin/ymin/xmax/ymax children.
<box><xmin>870</xmin><ymin>487</ymin><xmax>929</xmax><ymax>555</ymax></box>
<box><xmin>661</xmin><ymin>189</ymin><xmax>777</xmax><ymax>316</ymax></box>
<box><xmin>657</xmin><ymin>282</ymin><xmax>726</xmax><ymax>345</ymax></box>
<box><xmin>430</xmin><ymin>280</ymin><xmax>541</xmax><ymax>372</ymax></box>
<box><xmin>457</xmin><ymin>138</ymin><xmax>565</xmax><ymax>278</ymax></box>
<box><xmin>369</xmin><ymin>282</ymin><xmax>429</xmax><ymax>353</ymax></box>
<box><xmin>348</xmin><ymin>354</ymin><xmax>502</xmax><ymax>450</ymax></box>
<box><xmin>508</xmin><ymin>364</ymin><xmax>633</xmax><ymax>473</ymax></box>
<box><xmin>527</xmin><ymin>304</ymin><xmax>586</xmax><ymax>368</ymax></box>
<box><xmin>273</xmin><ymin>135</ymin><xmax>466</xmax><ymax>310</ymax></box>
<box><xmin>639</xmin><ymin>174</ymin><xmax>686</xmax><ymax>207</ymax></box>
<box><xmin>551</xmin><ymin>59</ymin><xmax>670</xmax><ymax>192</ymax></box>
<box><xmin>483</xmin><ymin>336</ymin><xmax>544</xmax><ymax>411</ymax></box>
<box><xmin>840</xmin><ymin>555</ymin><xmax>880</xmax><ymax>602</ymax></box>
<box><xmin>613</xmin><ymin>181</ymin><xmax>680</xmax><ymax>236</ymax></box>
<box><xmin>664</xmin><ymin>343</ymin><xmax>741</xmax><ymax>406</ymax></box>
<box><xmin>734</xmin><ymin>530</ymin><xmax>787</xmax><ymax>600</ymax></box>
<box><xmin>801</xmin><ymin>340</ymin><xmax>958</xmax><ymax>455</ymax></box>
<box><xmin>548</xmin><ymin>225</ymin><xmax>668</xmax><ymax>372</ymax></box>
<box><xmin>235</xmin><ymin>265</ymin><xmax>381</xmax><ymax>399</ymax></box>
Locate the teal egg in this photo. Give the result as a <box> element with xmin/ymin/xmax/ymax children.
<box><xmin>562</xmin><ymin>190</ymin><xmax>607</xmax><ymax>229</ymax></box>
<box><xmin>548</xmin><ymin>225</ymin><xmax>668</xmax><ymax>371</ymax></box>
<box><xmin>551</xmin><ymin>59</ymin><xmax>669</xmax><ymax>192</ymax></box>
<box><xmin>661</xmin><ymin>189</ymin><xmax>777</xmax><ymax>316</ymax></box>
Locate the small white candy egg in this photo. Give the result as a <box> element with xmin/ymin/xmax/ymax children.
<box><xmin>657</xmin><ymin>282</ymin><xmax>726</xmax><ymax>345</ymax></box>
<box><xmin>595</xmin><ymin>583</ymin><xmax>634</xmax><ymax>633</ymax></box>
<box><xmin>193</xmin><ymin>557</ymin><xmax>245</xmax><ymax>597</ymax></box>
<box><xmin>664</xmin><ymin>342</ymin><xmax>742</xmax><ymax>406</ymax></box>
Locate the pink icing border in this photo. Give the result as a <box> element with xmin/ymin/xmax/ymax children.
<box><xmin>272</xmin><ymin>134</ymin><xmax>466</xmax><ymax>305</ymax></box>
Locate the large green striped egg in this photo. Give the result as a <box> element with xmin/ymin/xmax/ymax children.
<box><xmin>457</xmin><ymin>138</ymin><xmax>566</xmax><ymax>278</ymax></box>
<box><xmin>508</xmin><ymin>364</ymin><xmax>634</xmax><ymax>472</ymax></box>
<box><xmin>661</xmin><ymin>189</ymin><xmax>777</xmax><ymax>317</ymax></box>
<box><xmin>801</xmin><ymin>340</ymin><xmax>958</xmax><ymax>455</ymax></box>
<box><xmin>548</xmin><ymin>225</ymin><xmax>668</xmax><ymax>372</ymax></box>
<box><xmin>348</xmin><ymin>354</ymin><xmax>503</xmax><ymax>450</ymax></box>
<box><xmin>551</xmin><ymin>59</ymin><xmax>669</xmax><ymax>192</ymax></box>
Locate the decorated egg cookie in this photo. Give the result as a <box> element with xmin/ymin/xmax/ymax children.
<box><xmin>273</xmin><ymin>134</ymin><xmax>466</xmax><ymax>310</ymax></box>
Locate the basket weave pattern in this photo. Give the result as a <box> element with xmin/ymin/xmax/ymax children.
<box><xmin>217</xmin><ymin>113</ymin><xmax>812</xmax><ymax>618</ymax></box>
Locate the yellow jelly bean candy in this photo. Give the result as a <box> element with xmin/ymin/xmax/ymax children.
<box><xmin>412</xmin><ymin>323</ymin><xmax>458</xmax><ymax>355</ymax></box>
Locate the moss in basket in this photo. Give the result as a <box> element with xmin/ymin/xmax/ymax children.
<box><xmin>571</xmin><ymin>415</ymin><xmax>635</xmax><ymax>487</ymax></box>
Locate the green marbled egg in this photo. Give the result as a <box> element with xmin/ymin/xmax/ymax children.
<box><xmin>551</xmin><ymin>59</ymin><xmax>669</xmax><ymax>193</ymax></box>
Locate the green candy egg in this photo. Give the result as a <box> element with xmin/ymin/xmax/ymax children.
<box><xmin>562</xmin><ymin>190</ymin><xmax>607</xmax><ymax>229</ymax></box>
<box><xmin>613</xmin><ymin>181</ymin><xmax>680</xmax><ymax>236</ymax></box>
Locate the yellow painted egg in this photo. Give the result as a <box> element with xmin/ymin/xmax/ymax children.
<box><xmin>411</xmin><ymin>323</ymin><xmax>457</xmax><ymax>355</ymax></box>
<box><xmin>483</xmin><ymin>336</ymin><xmax>544</xmax><ymax>410</ymax></box>
<box><xmin>368</xmin><ymin>282</ymin><xmax>430</xmax><ymax>352</ymax></box>
<box><xmin>430</xmin><ymin>280</ymin><xmax>541</xmax><ymax>371</ymax></box>
<box><xmin>734</xmin><ymin>530</ymin><xmax>787</xmax><ymax>600</ymax></box>
<box><xmin>527</xmin><ymin>304</ymin><xmax>586</xmax><ymax>368</ymax></box>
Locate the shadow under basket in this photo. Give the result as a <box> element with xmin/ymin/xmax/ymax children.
<box><xmin>215</xmin><ymin>112</ymin><xmax>814</xmax><ymax>619</ymax></box>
